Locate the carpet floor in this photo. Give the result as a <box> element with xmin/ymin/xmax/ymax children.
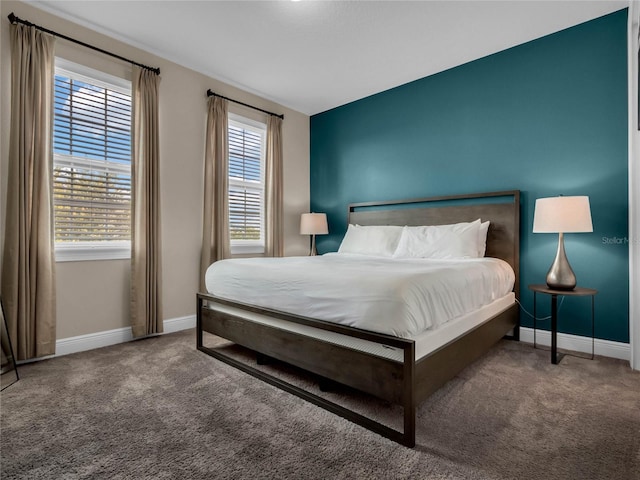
<box><xmin>1</xmin><ymin>329</ymin><xmax>639</xmax><ymax>480</ymax></box>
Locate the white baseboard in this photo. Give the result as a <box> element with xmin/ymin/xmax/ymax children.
<box><xmin>162</xmin><ymin>315</ymin><xmax>197</xmax><ymax>334</ymax></box>
<box><xmin>26</xmin><ymin>319</ymin><xmax>630</xmax><ymax>363</ymax></box>
<box><xmin>519</xmin><ymin>327</ymin><xmax>630</xmax><ymax>361</ymax></box>
<box><xmin>54</xmin><ymin>315</ymin><xmax>196</xmax><ymax>358</ymax></box>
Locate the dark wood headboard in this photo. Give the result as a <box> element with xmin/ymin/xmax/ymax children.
<box><xmin>347</xmin><ymin>190</ymin><xmax>520</xmax><ymax>298</ymax></box>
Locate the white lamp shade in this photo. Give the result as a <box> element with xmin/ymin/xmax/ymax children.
<box><xmin>533</xmin><ymin>196</ymin><xmax>593</xmax><ymax>233</ymax></box>
<box><xmin>300</xmin><ymin>213</ymin><xmax>328</xmax><ymax>235</ymax></box>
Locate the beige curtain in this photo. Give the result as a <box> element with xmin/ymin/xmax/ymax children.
<box><xmin>130</xmin><ymin>67</ymin><xmax>162</xmax><ymax>338</ymax></box>
<box><xmin>265</xmin><ymin>115</ymin><xmax>284</xmax><ymax>257</ymax></box>
<box><xmin>200</xmin><ymin>96</ymin><xmax>230</xmax><ymax>291</ymax></box>
<box><xmin>1</xmin><ymin>24</ymin><xmax>56</xmax><ymax>360</ymax></box>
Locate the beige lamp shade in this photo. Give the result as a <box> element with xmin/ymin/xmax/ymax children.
<box><xmin>533</xmin><ymin>196</ymin><xmax>593</xmax><ymax>233</ymax></box>
<box><xmin>300</xmin><ymin>213</ymin><xmax>329</xmax><ymax>235</ymax></box>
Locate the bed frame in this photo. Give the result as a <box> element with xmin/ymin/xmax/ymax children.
<box><xmin>197</xmin><ymin>190</ymin><xmax>520</xmax><ymax>447</ymax></box>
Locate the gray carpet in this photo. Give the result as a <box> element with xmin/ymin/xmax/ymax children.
<box><xmin>1</xmin><ymin>329</ymin><xmax>639</xmax><ymax>480</ymax></box>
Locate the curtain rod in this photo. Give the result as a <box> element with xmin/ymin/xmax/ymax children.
<box><xmin>207</xmin><ymin>89</ymin><xmax>284</xmax><ymax>119</ymax></box>
<box><xmin>7</xmin><ymin>12</ymin><xmax>160</xmax><ymax>75</ymax></box>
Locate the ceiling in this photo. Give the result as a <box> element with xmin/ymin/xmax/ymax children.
<box><xmin>27</xmin><ymin>1</ymin><xmax>627</xmax><ymax>116</ymax></box>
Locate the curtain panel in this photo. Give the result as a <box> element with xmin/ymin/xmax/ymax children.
<box><xmin>200</xmin><ymin>97</ymin><xmax>230</xmax><ymax>291</ymax></box>
<box><xmin>1</xmin><ymin>24</ymin><xmax>56</xmax><ymax>360</ymax></box>
<box><xmin>130</xmin><ymin>66</ymin><xmax>163</xmax><ymax>337</ymax></box>
<box><xmin>265</xmin><ymin>116</ymin><xmax>284</xmax><ymax>257</ymax></box>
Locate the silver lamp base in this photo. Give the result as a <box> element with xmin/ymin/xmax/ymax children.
<box><xmin>309</xmin><ymin>234</ymin><xmax>317</xmax><ymax>256</ymax></box>
<box><xmin>546</xmin><ymin>232</ymin><xmax>576</xmax><ymax>290</ymax></box>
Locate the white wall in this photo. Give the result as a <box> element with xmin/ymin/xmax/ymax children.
<box><xmin>0</xmin><ymin>1</ymin><xmax>310</xmax><ymax>340</ymax></box>
<box><xmin>629</xmin><ymin>0</ymin><xmax>640</xmax><ymax>370</ymax></box>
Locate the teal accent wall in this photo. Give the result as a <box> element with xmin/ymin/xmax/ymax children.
<box><xmin>310</xmin><ymin>10</ymin><xmax>629</xmax><ymax>343</ymax></box>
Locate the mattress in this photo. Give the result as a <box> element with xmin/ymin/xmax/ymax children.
<box><xmin>205</xmin><ymin>253</ymin><xmax>515</xmax><ymax>338</ymax></box>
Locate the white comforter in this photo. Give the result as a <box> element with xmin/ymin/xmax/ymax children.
<box><xmin>205</xmin><ymin>253</ymin><xmax>515</xmax><ymax>338</ymax></box>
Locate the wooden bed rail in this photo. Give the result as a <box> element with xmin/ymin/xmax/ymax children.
<box><xmin>197</xmin><ymin>293</ymin><xmax>418</xmax><ymax>447</ymax></box>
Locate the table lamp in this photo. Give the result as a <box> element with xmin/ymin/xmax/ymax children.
<box><xmin>533</xmin><ymin>196</ymin><xmax>593</xmax><ymax>290</ymax></box>
<box><xmin>300</xmin><ymin>213</ymin><xmax>328</xmax><ymax>256</ymax></box>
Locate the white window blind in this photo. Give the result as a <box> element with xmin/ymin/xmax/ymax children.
<box><xmin>53</xmin><ymin>59</ymin><xmax>132</xmax><ymax>261</ymax></box>
<box><xmin>228</xmin><ymin>116</ymin><xmax>266</xmax><ymax>254</ymax></box>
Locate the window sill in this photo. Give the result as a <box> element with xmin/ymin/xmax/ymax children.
<box><xmin>230</xmin><ymin>244</ymin><xmax>265</xmax><ymax>255</ymax></box>
<box><xmin>55</xmin><ymin>243</ymin><xmax>131</xmax><ymax>262</ymax></box>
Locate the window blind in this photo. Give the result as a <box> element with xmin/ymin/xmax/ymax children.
<box><xmin>228</xmin><ymin>121</ymin><xmax>265</xmax><ymax>244</ymax></box>
<box><xmin>53</xmin><ymin>68</ymin><xmax>132</xmax><ymax>244</ymax></box>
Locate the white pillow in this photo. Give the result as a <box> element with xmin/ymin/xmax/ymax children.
<box><xmin>478</xmin><ymin>221</ymin><xmax>490</xmax><ymax>257</ymax></box>
<box><xmin>392</xmin><ymin>219</ymin><xmax>482</xmax><ymax>259</ymax></box>
<box><xmin>338</xmin><ymin>224</ymin><xmax>403</xmax><ymax>257</ymax></box>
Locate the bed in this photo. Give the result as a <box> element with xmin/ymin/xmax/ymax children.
<box><xmin>196</xmin><ymin>190</ymin><xmax>520</xmax><ymax>447</ymax></box>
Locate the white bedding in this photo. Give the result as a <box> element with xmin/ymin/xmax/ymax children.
<box><xmin>205</xmin><ymin>253</ymin><xmax>515</xmax><ymax>338</ymax></box>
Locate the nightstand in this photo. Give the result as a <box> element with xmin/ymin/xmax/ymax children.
<box><xmin>528</xmin><ymin>284</ymin><xmax>597</xmax><ymax>365</ymax></box>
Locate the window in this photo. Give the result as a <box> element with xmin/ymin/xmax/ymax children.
<box><xmin>53</xmin><ymin>59</ymin><xmax>132</xmax><ymax>261</ymax></box>
<box><xmin>228</xmin><ymin>115</ymin><xmax>266</xmax><ymax>254</ymax></box>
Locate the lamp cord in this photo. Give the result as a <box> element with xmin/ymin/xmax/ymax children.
<box><xmin>515</xmin><ymin>297</ymin><xmax>565</xmax><ymax>322</ymax></box>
